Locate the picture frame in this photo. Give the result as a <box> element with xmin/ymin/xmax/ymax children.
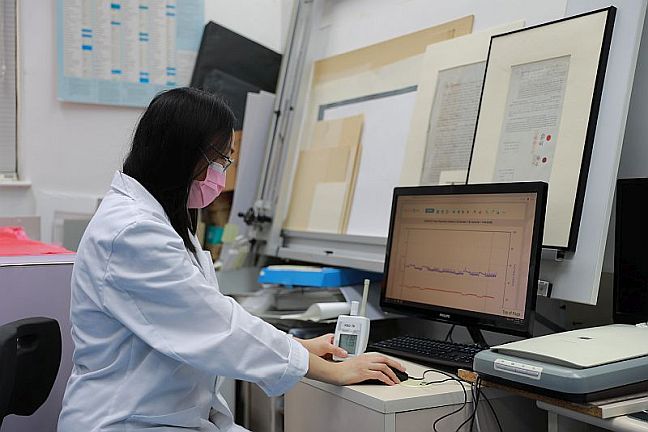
<box><xmin>467</xmin><ymin>7</ymin><xmax>616</xmax><ymax>251</ymax></box>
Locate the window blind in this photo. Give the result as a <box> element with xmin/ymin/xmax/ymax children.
<box><xmin>0</xmin><ymin>0</ymin><xmax>16</xmax><ymax>178</ymax></box>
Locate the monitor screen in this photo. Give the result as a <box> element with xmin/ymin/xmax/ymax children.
<box><xmin>614</xmin><ymin>178</ymin><xmax>648</xmax><ymax>324</ymax></box>
<box><xmin>381</xmin><ymin>182</ymin><xmax>547</xmax><ymax>336</ymax></box>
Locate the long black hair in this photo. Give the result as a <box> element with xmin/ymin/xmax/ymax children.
<box><xmin>123</xmin><ymin>87</ymin><xmax>235</xmax><ymax>253</ymax></box>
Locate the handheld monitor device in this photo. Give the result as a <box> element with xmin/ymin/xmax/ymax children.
<box><xmin>333</xmin><ymin>279</ymin><xmax>371</xmax><ymax>360</ymax></box>
<box><xmin>380</xmin><ymin>182</ymin><xmax>547</xmax><ymax>338</ymax></box>
<box><xmin>614</xmin><ymin>178</ymin><xmax>648</xmax><ymax>324</ymax></box>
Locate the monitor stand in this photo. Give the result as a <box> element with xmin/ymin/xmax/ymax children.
<box><xmin>468</xmin><ymin>326</ymin><xmax>488</xmax><ymax>348</ymax></box>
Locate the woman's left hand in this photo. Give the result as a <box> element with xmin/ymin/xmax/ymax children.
<box><xmin>297</xmin><ymin>333</ymin><xmax>348</xmax><ymax>360</ymax></box>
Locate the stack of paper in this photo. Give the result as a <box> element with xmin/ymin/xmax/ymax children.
<box><xmin>284</xmin><ymin>115</ymin><xmax>363</xmax><ymax>234</ymax></box>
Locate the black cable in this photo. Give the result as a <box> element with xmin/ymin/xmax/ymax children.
<box><xmin>421</xmin><ymin>373</ymin><xmax>501</xmax><ymax>432</ymax></box>
<box><xmin>454</xmin><ymin>377</ymin><xmax>481</xmax><ymax>432</ymax></box>
<box><xmin>432</xmin><ymin>373</ymin><xmax>468</xmax><ymax>432</ymax></box>
<box><xmin>409</xmin><ymin>369</ymin><xmax>464</xmax><ymax>387</ymax></box>
<box><xmin>408</xmin><ymin>369</ymin><xmax>448</xmax><ymax>381</ymax></box>
<box><xmin>478</xmin><ymin>385</ymin><xmax>503</xmax><ymax>432</ymax></box>
<box><xmin>444</xmin><ymin>325</ymin><xmax>456</xmax><ymax>342</ymax></box>
<box><xmin>407</xmin><ymin>369</ymin><xmax>432</xmax><ymax>381</ymax></box>
<box><xmin>469</xmin><ymin>378</ymin><xmax>482</xmax><ymax>431</ymax></box>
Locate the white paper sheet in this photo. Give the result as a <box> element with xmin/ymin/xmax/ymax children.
<box><xmin>278</xmin><ymin>302</ymin><xmax>351</xmax><ymax>322</ymax></box>
<box><xmin>322</xmin><ymin>90</ymin><xmax>418</xmax><ymax>237</ymax></box>
<box><xmin>228</xmin><ymin>91</ymin><xmax>276</xmax><ymax>234</ymax></box>
<box><xmin>494</xmin><ymin>56</ymin><xmax>571</xmax><ymax>182</ymax></box>
<box><xmin>422</xmin><ymin>61</ymin><xmax>486</xmax><ymax>184</ymax></box>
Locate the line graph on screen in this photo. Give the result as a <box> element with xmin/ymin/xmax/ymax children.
<box><xmin>393</xmin><ymin>227</ymin><xmax>514</xmax><ymax>310</ymax></box>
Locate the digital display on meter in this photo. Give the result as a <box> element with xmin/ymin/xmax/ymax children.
<box><xmin>338</xmin><ymin>333</ymin><xmax>358</xmax><ymax>354</ymax></box>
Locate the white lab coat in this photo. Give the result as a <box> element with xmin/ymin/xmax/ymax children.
<box><xmin>57</xmin><ymin>172</ymin><xmax>309</xmax><ymax>432</ymax></box>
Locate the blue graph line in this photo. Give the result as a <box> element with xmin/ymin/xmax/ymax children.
<box><xmin>405</xmin><ymin>264</ymin><xmax>497</xmax><ymax>278</ymax></box>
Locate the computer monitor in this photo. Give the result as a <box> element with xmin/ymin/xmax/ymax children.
<box><xmin>614</xmin><ymin>178</ymin><xmax>648</xmax><ymax>324</ymax></box>
<box><xmin>380</xmin><ymin>182</ymin><xmax>548</xmax><ymax>338</ymax></box>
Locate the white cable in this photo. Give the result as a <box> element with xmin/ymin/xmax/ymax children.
<box><xmin>359</xmin><ymin>278</ymin><xmax>369</xmax><ymax>317</ymax></box>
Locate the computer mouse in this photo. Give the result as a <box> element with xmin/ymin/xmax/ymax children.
<box><xmin>356</xmin><ymin>365</ymin><xmax>409</xmax><ymax>385</ymax></box>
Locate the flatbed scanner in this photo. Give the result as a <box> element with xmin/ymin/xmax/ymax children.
<box><xmin>473</xmin><ymin>324</ymin><xmax>648</xmax><ymax>402</ymax></box>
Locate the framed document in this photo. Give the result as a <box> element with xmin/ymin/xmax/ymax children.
<box><xmin>399</xmin><ymin>21</ymin><xmax>524</xmax><ymax>187</ymax></box>
<box><xmin>467</xmin><ymin>8</ymin><xmax>615</xmax><ymax>251</ymax></box>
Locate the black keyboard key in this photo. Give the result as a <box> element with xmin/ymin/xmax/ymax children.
<box><xmin>368</xmin><ymin>336</ymin><xmax>486</xmax><ymax>370</ymax></box>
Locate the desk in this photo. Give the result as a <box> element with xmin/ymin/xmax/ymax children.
<box><xmin>459</xmin><ymin>370</ymin><xmax>648</xmax><ymax>432</ymax></box>
<box><xmin>539</xmin><ymin>402</ymin><xmax>648</xmax><ymax>432</ymax></box>
<box><xmin>285</xmin><ymin>356</ymin><xmax>546</xmax><ymax>432</ymax></box>
<box><xmin>0</xmin><ymin>255</ymin><xmax>74</xmax><ymax>432</ymax></box>
<box><xmin>236</xmin><ymin>320</ymin><xmax>403</xmax><ymax>432</ymax></box>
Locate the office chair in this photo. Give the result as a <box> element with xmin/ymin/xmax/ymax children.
<box><xmin>0</xmin><ymin>317</ymin><xmax>62</xmax><ymax>428</ymax></box>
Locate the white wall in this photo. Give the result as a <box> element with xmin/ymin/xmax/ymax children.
<box><xmin>0</xmin><ymin>0</ymin><xmax>290</xmax><ymax>243</ymax></box>
<box><xmin>602</xmin><ymin>8</ymin><xmax>648</xmax><ymax>273</ymax></box>
<box><xmin>318</xmin><ymin>0</ymin><xmax>567</xmax><ymax>58</ymax></box>
<box><xmin>6</xmin><ymin>0</ymin><xmax>648</xmax><ymax>249</ymax></box>
<box><xmin>205</xmin><ymin>0</ymin><xmax>294</xmax><ymax>53</ymax></box>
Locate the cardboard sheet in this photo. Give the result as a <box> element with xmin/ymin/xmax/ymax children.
<box><xmin>286</xmin><ymin>146</ymin><xmax>350</xmax><ymax>231</ymax></box>
<box><xmin>284</xmin><ymin>16</ymin><xmax>474</xmax><ymax>237</ymax></box>
<box><xmin>298</xmin><ymin>16</ymin><xmax>474</xmax><ymax>152</ymax></box>
<box><xmin>284</xmin><ymin>116</ymin><xmax>363</xmax><ymax>233</ymax></box>
<box><xmin>313</xmin><ymin>16</ymin><xmax>474</xmax><ymax>83</ymax></box>
<box><xmin>312</xmin><ymin>114</ymin><xmax>364</xmax><ymax>149</ymax></box>
<box><xmin>307</xmin><ymin>182</ymin><xmax>346</xmax><ymax>233</ymax></box>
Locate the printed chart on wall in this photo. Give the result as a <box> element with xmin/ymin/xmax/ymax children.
<box><xmin>56</xmin><ymin>0</ymin><xmax>204</xmax><ymax>107</ymax></box>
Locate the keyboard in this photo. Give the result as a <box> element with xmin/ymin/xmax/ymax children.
<box><xmin>368</xmin><ymin>336</ymin><xmax>486</xmax><ymax>370</ymax></box>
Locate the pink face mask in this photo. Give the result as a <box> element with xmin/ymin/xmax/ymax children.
<box><xmin>188</xmin><ymin>163</ymin><xmax>226</xmax><ymax>209</ymax></box>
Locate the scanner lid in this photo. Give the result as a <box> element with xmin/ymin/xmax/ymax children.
<box><xmin>491</xmin><ymin>324</ymin><xmax>648</xmax><ymax>368</ymax></box>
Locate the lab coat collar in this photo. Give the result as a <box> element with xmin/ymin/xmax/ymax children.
<box><xmin>189</xmin><ymin>230</ymin><xmax>217</xmax><ymax>283</ymax></box>
<box><xmin>110</xmin><ymin>171</ymin><xmax>215</xmax><ymax>280</ymax></box>
<box><xmin>110</xmin><ymin>171</ymin><xmax>169</xmax><ymax>222</ymax></box>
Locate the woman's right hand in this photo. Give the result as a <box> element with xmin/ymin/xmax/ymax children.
<box><xmin>330</xmin><ymin>353</ymin><xmax>406</xmax><ymax>386</ymax></box>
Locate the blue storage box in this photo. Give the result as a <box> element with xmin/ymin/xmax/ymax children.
<box><xmin>258</xmin><ymin>265</ymin><xmax>382</xmax><ymax>288</ymax></box>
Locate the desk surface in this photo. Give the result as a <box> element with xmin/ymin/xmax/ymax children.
<box><xmin>459</xmin><ymin>369</ymin><xmax>648</xmax><ymax>420</ymax></box>
<box><xmin>302</xmin><ymin>354</ymin><xmax>472</xmax><ymax>414</ymax></box>
<box><xmin>0</xmin><ymin>254</ymin><xmax>75</xmax><ymax>266</ymax></box>
<box><xmin>538</xmin><ymin>402</ymin><xmax>648</xmax><ymax>432</ymax></box>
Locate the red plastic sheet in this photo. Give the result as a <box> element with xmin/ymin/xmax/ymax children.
<box><xmin>0</xmin><ymin>226</ymin><xmax>74</xmax><ymax>256</ymax></box>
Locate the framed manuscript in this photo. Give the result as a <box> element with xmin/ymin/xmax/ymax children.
<box><xmin>467</xmin><ymin>8</ymin><xmax>616</xmax><ymax>250</ymax></box>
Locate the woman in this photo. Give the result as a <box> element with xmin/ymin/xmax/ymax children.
<box><xmin>57</xmin><ymin>88</ymin><xmax>404</xmax><ymax>432</ymax></box>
